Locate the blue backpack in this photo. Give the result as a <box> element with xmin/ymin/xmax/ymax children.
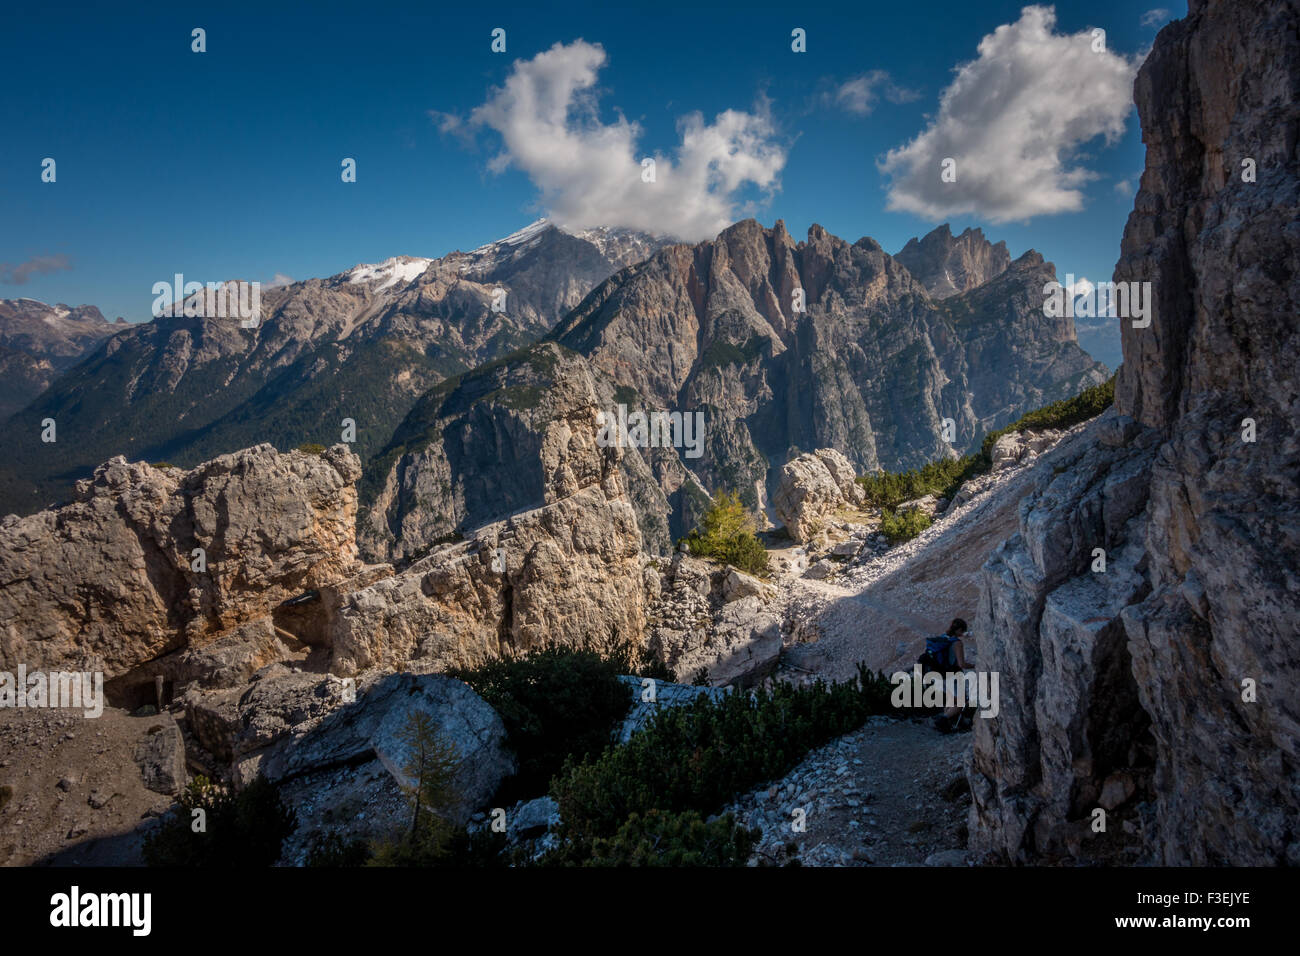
<box><xmin>922</xmin><ymin>633</ymin><xmax>958</xmax><ymax>672</ymax></box>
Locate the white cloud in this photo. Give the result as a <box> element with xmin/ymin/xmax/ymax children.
<box><xmin>879</xmin><ymin>5</ymin><xmax>1141</xmax><ymax>224</ymax></box>
<box><xmin>1066</xmin><ymin>276</ymin><xmax>1094</xmax><ymax>298</ymax></box>
<box><xmin>1114</xmin><ymin>177</ymin><xmax>1135</xmax><ymax>196</ymax></box>
<box><xmin>1140</xmin><ymin>9</ymin><xmax>1171</xmax><ymax>28</ymax></box>
<box><xmin>453</xmin><ymin>40</ymin><xmax>786</xmax><ymax>241</ymax></box>
<box><xmin>834</xmin><ymin>71</ymin><xmax>920</xmax><ymax>115</ymax></box>
<box><xmin>265</xmin><ymin>273</ymin><xmax>295</xmax><ymax>288</ymax></box>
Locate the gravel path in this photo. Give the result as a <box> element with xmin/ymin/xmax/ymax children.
<box><xmin>724</xmin><ymin>715</ymin><xmax>974</xmax><ymax>867</ymax></box>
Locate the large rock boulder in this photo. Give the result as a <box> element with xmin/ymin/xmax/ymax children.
<box><xmin>645</xmin><ymin>553</ymin><xmax>782</xmax><ymax>687</ymax></box>
<box><xmin>0</xmin><ymin>444</ymin><xmax>362</xmax><ymax>700</ymax></box>
<box><xmin>988</xmin><ymin>429</ymin><xmax>1062</xmax><ymax>473</ymax></box>
<box><xmin>774</xmin><ymin>449</ymin><xmax>859</xmax><ymax>543</ymax></box>
<box><xmin>237</xmin><ymin>672</ymin><xmax>515</xmax><ymax>827</ymax></box>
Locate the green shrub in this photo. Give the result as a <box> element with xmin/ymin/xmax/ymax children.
<box><xmin>142</xmin><ymin>775</ymin><xmax>297</xmax><ymax>866</ymax></box>
<box><xmin>980</xmin><ymin>376</ymin><xmax>1115</xmax><ymax>459</ymax></box>
<box><xmin>305</xmin><ymin>832</ymin><xmax>372</xmax><ymax>867</ymax></box>
<box><xmin>855</xmin><ymin>377</ymin><xmax>1116</xmax><ymax>510</ymax></box>
<box><xmin>879</xmin><ymin>507</ymin><xmax>933</xmax><ymax>545</ymax></box>
<box><xmin>449</xmin><ymin>645</ymin><xmax>637</xmax><ymax>802</ymax></box>
<box><xmin>582</xmin><ymin>809</ymin><xmax>759</xmax><ymax>867</ymax></box>
<box><xmin>856</xmin><ymin>455</ymin><xmax>983</xmax><ymax>509</ymax></box>
<box><xmin>549</xmin><ymin>665</ymin><xmax>893</xmax><ymax>856</ymax></box>
<box><xmin>296</xmin><ymin>442</ymin><xmax>326</xmax><ymax>455</ymax></box>
<box><xmin>682</xmin><ymin>489</ymin><xmax>769</xmax><ymax>575</ymax></box>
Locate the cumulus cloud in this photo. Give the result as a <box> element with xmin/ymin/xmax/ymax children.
<box><xmin>1114</xmin><ymin>177</ymin><xmax>1135</xmax><ymax>196</ymax></box>
<box><xmin>1140</xmin><ymin>9</ymin><xmax>1171</xmax><ymax>28</ymax></box>
<box><xmin>449</xmin><ymin>40</ymin><xmax>786</xmax><ymax>240</ymax></box>
<box><xmin>1066</xmin><ymin>275</ymin><xmax>1094</xmax><ymax>298</ymax></box>
<box><xmin>879</xmin><ymin>5</ymin><xmax>1140</xmax><ymax>223</ymax></box>
<box><xmin>265</xmin><ymin>272</ymin><xmax>295</xmax><ymax>288</ymax></box>
<box><xmin>833</xmin><ymin>71</ymin><xmax>920</xmax><ymax>115</ymax></box>
<box><xmin>0</xmin><ymin>253</ymin><xmax>71</xmax><ymax>285</ymax></box>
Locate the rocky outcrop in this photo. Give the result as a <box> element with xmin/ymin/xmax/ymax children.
<box><xmin>645</xmin><ymin>553</ymin><xmax>782</xmax><ymax>687</ymax></box>
<box><xmin>969</xmin><ymin>0</ymin><xmax>1300</xmax><ymax>866</ymax></box>
<box><xmin>894</xmin><ymin>224</ymin><xmax>1011</xmax><ymax>299</ymax></box>
<box><xmin>0</xmin><ymin>360</ymin><xmax>650</xmax><ymax>705</ymax></box>
<box><xmin>773</xmin><ymin>448</ymin><xmax>864</xmax><ymax>544</ymax></box>
<box><xmin>336</xmin><ymin>477</ymin><xmax>645</xmax><ymax>674</ymax></box>
<box><xmin>344</xmin><ymin>344</ymin><xmax>648</xmax><ymax>670</ymax></box>
<box><xmin>987</xmin><ymin>429</ymin><xmax>1063</xmax><ymax>473</ymax></box>
<box><xmin>0</xmin><ymin>444</ymin><xmax>363</xmax><ymax>703</ymax></box>
<box><xmin>255</xmin><ymin>673</ymin><xmax>514</xmax><ymax>823</ymax></box>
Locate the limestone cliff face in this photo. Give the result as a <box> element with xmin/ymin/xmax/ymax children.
<box><xmin>969</xmin><ymin>0</ymin><xmax>1300</xmax><ymax>865</ymax></box>
<box><xmin>359</xmin><ymin>341</ymin><xmax>672</xmax><ymax>562</ymax></box>
<box><xmin>547</xmin><ymin>218</ymin><xmax>1106</xmax><ymax>540</ymax></box>
<box><xmin>0</xmin><ymin>445</ymin><xmax>362</xmax><ymax>692</ymax></box>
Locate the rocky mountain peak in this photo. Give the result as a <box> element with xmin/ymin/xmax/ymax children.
<box><xmin>895</xmin><ymin>222</ymin><xmax>1013</xmax><ymax>299</ymax></box>
<box><xmin>0</xmin><ymin>298</ymin><xmax>120</xmax><ymax>419</ymax></box>
<box><xmin>0</xmin><ymin>221</ymin><xmax>676</xmax><ymax>515</ymax></box>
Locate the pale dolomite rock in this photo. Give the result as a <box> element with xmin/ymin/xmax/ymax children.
<box><xmin>645</xmin><ymin>552</ymin><xmax>782</xmax><ymax>687</ymax></box>
<box><xmin>774</xmin><ymin>450</ymin><xmax>853</xmax><ymax>544</ymax></box>
<box><xmin>335</xmin><ymin>348</ymin><xmax>648</xmax><ymax>673</ymax></box>
<box><xmin>0</xmin><ymin>444</ymin><xmax>362</xmax><ymax>700</ymax></box>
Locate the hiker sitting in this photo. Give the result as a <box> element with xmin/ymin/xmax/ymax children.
<box><xmin>920</xmin><ymin>618</ymin><xmax>973</xmax><ymax>733</ymax></box>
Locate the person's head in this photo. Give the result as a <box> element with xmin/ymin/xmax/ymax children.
<box><xmin>948</xmin><ymin>618</ymin><xmax>968</xmax><ymax>637</ymax></box>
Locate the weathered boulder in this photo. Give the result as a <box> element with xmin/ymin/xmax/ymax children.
<box><xmin>645</xmin><ymin>553</ymin><xmax>783</xmax><ymax>687</ymax></box>
<box><xmin>183</xmin><ymin>665</ymin><xmax>355</xmax><ymax>763</ymax></box>
<box><xmin>132</xmin><ymin>715</ymin><xmax>187</xmax><ymax>795</ymax></box>
<box><xmin>989</xmin><ymin>430</ymin><xmax>1063</xmax><ymax>473</ymax></box>
<box><xmin>257</xmin><ymin>673</ymin><xmax>514</xmax><ymax>826</ymax></box>
<box><xmin>0</xmin><ymin>444</ymin><xmax>362</xmax><ymax>700</ymax></box>
<box><xmin>774</xmin><ymin>449</ymin><xmax>856</xmax><ymax>543</ymax></box>
<box><xmin>723</xmin><ymin>568</ymin><xmax>768</xmax><ymax>602</ymax></box>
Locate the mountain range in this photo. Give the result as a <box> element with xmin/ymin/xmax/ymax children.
<box><xmin>0</xmin><ymin>299</ymin><xmax>122</xmax><ymax>419</ymax></box>
<box><xmin>0</xmin><ymin>220</ymin><xmax>1107</xmax><ymax>540</ymax></box>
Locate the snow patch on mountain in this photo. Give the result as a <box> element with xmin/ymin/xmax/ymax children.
<box><xmin>347</xmin><ymin>256</ymin><xmax>433</xmax><ymax>290</ymax></box>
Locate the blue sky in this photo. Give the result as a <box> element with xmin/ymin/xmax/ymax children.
<box><xmin>1</xmin><ymin>0</ymin><xmax>1183</xmax><ymax>343</ymax></box>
